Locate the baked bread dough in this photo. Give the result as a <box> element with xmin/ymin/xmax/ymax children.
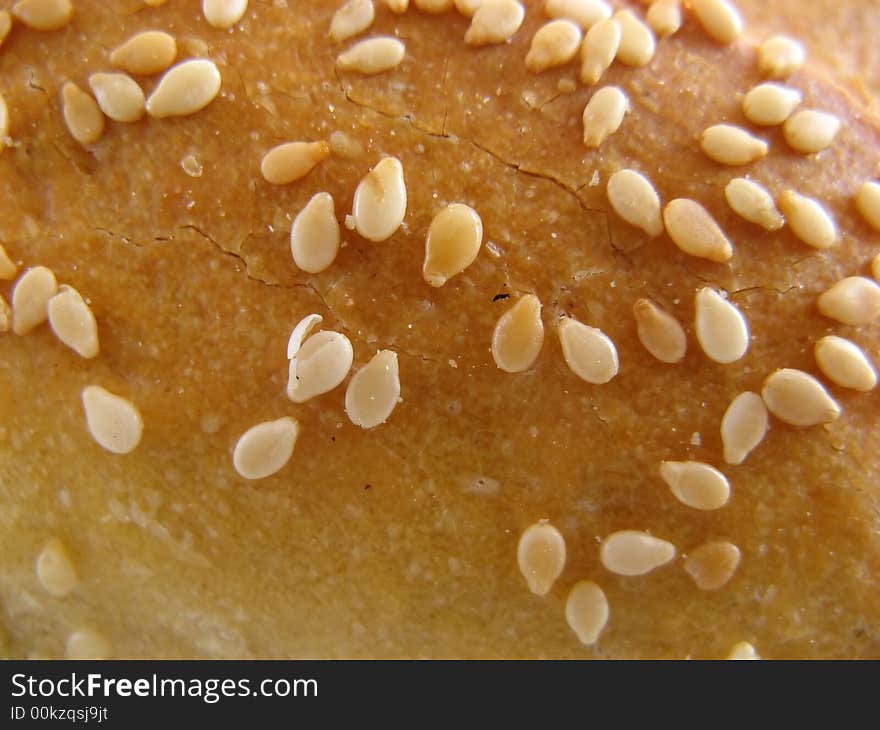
<box><xmin>0</xmin><ymin>0</ymin><xmax>878</xmax><ymax>658</ymax></box>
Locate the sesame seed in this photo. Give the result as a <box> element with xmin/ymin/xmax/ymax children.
<box><xmin>783</xmin><ymin>110</ymin><xmax>840</xmax><ymax>154</ymax></box>
<box><xmin>88</xmin><ymin>72</ymin><xmax>145</xmax><ymax>123</ymax></box>
<box><xmin>0</xmin><ymin>92</ymin><xmax>8</xmax><ymax>149</ymax></box>
<box><xmin>558</xmin><ymin>317</ymin><xmax>619</xmax><ymax>384</ymax></box>
<box><xmin>0</xmin><ymin>295</ymin><xmax>10</xmax><ymax>333</ymax></box>
<box><xmin>344</xmin><ymin>349</ymin><xmax>401</xmax><ymax>429</ymax></box>
<box><xmin>287</xmin><ymin>330</ymin><xmax>354</xmax><ymax>403</ymax></box>
<box><xmin>727</xmin><ymin>641</ymin><xmax>760</xmax><ymax>660</ymax></box>
<box><xmin>607</xmin><ymin>169</ymin><xmax>663</xmax><ymax>237</ymax></box>
<box><xmin>723</xmin><ymin>177</ymin><xmax>784</xmax><ymax>231</ymax></box>
<box><xmin>143</xmin><ymin>0</ymin><xmax>168</xmax><ymax>5</ymax></box>
<box><xmin>61</xmin><ymin>82</ymin><xmax>105</xmax><ymax>146</ymax></box>
<box><xmin>689</xmin><ymin>0</ymin><xmax>742</xmax><ymax>44</ymax></box>
<box><xmin>109</xmin><ymin>31</ymin><xmax>177</xmax><ymax>76</ymax></box>
<box><xmin>290</xmin><ymin>192</ymin><xmax>341</xmax><ymax>274</ymax></box>
<box><xmin>382</xmin><ymin>0</ymin><xmax>409</xmax><ymax>13</ymax></box>
<box><xmin>454</xmin><ymin>0</ymin><xmax>481</xmax><ymax>16</ymax></box>
<box><xmin>814</xmin><ymin>335</ymin><xmax>877</xmax><ymax>392</ymax></box>
<box><xmin>701</xmin><ymin>124</ymin><xmax>768</xmax><ymax>166</ymax></box>
<box><xmin>720</xmin><ymin>391</ymin><xmax>768</xmax><ymax>465</ymax></box>
<box><xmin>633</xmin><ymin>298</ymin><xmax>686</xmax><ymax>364</ymax></box>
<box><xmin>565</xmin><ymin>581</ymin><xmax>609</xmax><ymax>645</ymax></box>
<box><xmin>742</xmin><ymin>82</ymin><xmax>801</xmax><ymax>126</ymax></box>
<box><xmin>48</xmin><ymin>285</ymin><xmax>99</xmax><ymax>359</ymax></box>
<box><xmin>287</xmin><ymin>313</ymin><xmax>324</xmax><ymax>359</ymax></box>
<box><xmin>757</xmin><ymin>34</ymin><xmax>805</xmax><ymax>78</ymax></box>
<box><xmin>581</xmin><ymin>86</ymin><xmax>628</xmax><ymax>148</ymax></box>
<box><xmin>329</xmin><ymin>0</ymin><xmax>375</xmax><ymax>43</ymax></box>
<box><xmin>545</xmin><ymin>0</ymin><xmax>611</xmax><ymax>29</ymax></box>
<box><xmin>663</xmin><ymin>199</ymin><xmax>733</xmax><ymax>263</ymax></box>
<box><xmin>352</xmin><ymin>157</ymin><xmax>407</xmax><ymax>241</ymax></box>
<box><xmin>873</xmin><ymin>254</ymin><xmax>880</xmax><ymax>283</ymax></box>
<box><xmin>777</xmin><ymin>190</ymin><xmax>837</xmax><ymax>249</ymax></box>
<box><xmin>337</xmin><ymin>36</ymin><xmax>406</xmax><ymax>74</ymax></box>
<box><xmin>579</xmin><ymin>17</ymin><xmax>620</xmax><ymax>85</ymax></box>
<box><xmin>203</xmin><ymin>0</ymin><xmax>248</xmax><ymax>29</ymax></box>
<box><xmin>66</xmin><ymin>629</ymin><xmax>111</xmax><ymax>660</ymax></box>
<box><xmin>35</xmin><ymin>538</ymin><xmax>79</xmax><ymax>598</ymax></box>
<box><xmin>695</xmin><ymin>288</ymin><xmax>749</xmax><ymax>364</ymax></box>
<box><xmin>525</xmin><ymin>20</ymin><xmax>582</xmax><ymax>73</ymax></box>
<box><xmin>260</xmin><ymin>140</ymin><xmax>331</xmax><ymax>186</ymax></box>
<box><xmin>232</xmin><ymin>417</ymin><xmax>300</xmax><ymax>480</ymax></box>
<box><xmin>856</xmin><ymin>181</ymin><xmax>880</xmax><ymax>233</ymax></box>
<box><xmin>600</xmin><ymin>530</ymin><xmax>676</xmax><ymax>576</ymax></box>
<box><xmin>145</xmin><ymin>59</ymin><xmax>222</xmax><ymax>118</ymax></box>
<box><xmin>464</xmin><ymin>0</ymin><xmax>524</xmax><ymax>46</ymax></box>
<box><xmin>646</xmin><ymin>0</ymin><xmax>681</xmax><ymax>37</ymax></box>
<box><xmin>0</xmin><ymin>243</ymin><xmax>16</xmax><ymax>280</ymax></box>
<box><xmin>11</xmin><ymin>265</ymin><xmax>58</xmax><ymax>335</ymax></box>
<box><xmin>659</xmin><ymin>460</ymin><xmax>730</xmax><ymax>511</ymax></box>
<box><xmin>413</xmin><ymin>0</ymin><xmax>452</xmax><ymax>11</ymax></box>
<box><xmin>423</xmin><ymin>203</ymin><xmax>483</xmax><ymax>287</ymax></box>
<box><xmin>613</xmin><ymin>9</ymin><xmax>655</xmax><ymax>67</ymax></box>
<box><xmin>517</xmin><ymin>521</ymin><xmax>566</xmax><ymax>596</ymax></box>
<box><xmin>0</xmin><ymin>11</ymin><xmax>11</xmax><ymax>47</ymax></box>
<box><xmin>11</xmin><ymin>0</ymin><xmax>73</xmax><ymax>31</ymax></box>
<box><xmin>761</xmin><ymin>368</ymin><xmax>841</xmax><ymax>427</ymax></box>
<box><xmin>683</xmin><ymin>541</ymin><xmax>741</xmax><ymax>590</ymax></box>
<box><xmin>816</xmin><ymin>276</ymin><xmax>880</xmax><ymax>325</ymax></box>
<box><xmin>491</xmin><ymin>294</ymin><xmax>544</xmax><ymax>373</ymax></box>
<box><xmin>82</xmin><ymin>385</ymin><xmax>144</xmax><ymax>454</ymax></box>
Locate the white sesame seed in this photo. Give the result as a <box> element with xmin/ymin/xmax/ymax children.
<box><xmin>517</xmin><ymin>521</ymin><xmax>566</xmax><ymax>596</ymax></box>
<box><xmin>344</xmin><ymin>349</ymin><xmax>401</xmax><ymax>429</ymax></box>
<box><xmin>816</xmin><ymin>276</ymin><xmax>880</xmax><ymax>325</ymax></box>
<box><xmin>203</xmin><ymin>0</ymin><xmax>248</xmax><ymax>29</ymax></box>
<box><xmin>742</xmin><ymin>82</ymin><xmax>801</xmax><ymax>126</ymax></box>
<box><xmin>491</xmin><ymin>294</ymin><xmax>544</xmax><ymax>373</ymax></box>
<box><xmin>287</xmin><ymin>313</ymin><xmax>324</xmax><ymax>359</ymax></box>
<box><xmin>579</xmin><ymin>17</ymin><xmax>620</xmax><ymax>85</ymax></box>
<box><xmin>11</xmin><ymin>0</ymin><xmax>73</xmax><ymax>31</ymax></box>
<box><xmin>600</xmin><ymin>530</ymin><xmax>676</xmax><ymax>576</ymax></box>
<box><xmin>110</xmin><ymin>31</ymin><xmax>177</xmax><ymax>76</ymax></box>
<box><xmin>663</xmin><ymin>199</ymin><xmax>733</xmax><ymax>263</ymax></box>
<box><xmin>0</xmin><ymin>92</ymin><xmax>8</xmax><ymax>149</ymax></box>
<box><xmin>558</xmin><ymin>317</ymin><xmax>619</xmax><ymax>384</ymax></box>
<box><xmin>689</xmin><ymin>0</ymin><xmax>742</xmax><ymax>44</ymax></box>
<box><xmin>382</xmin><ymin>0</ymin><xmax>409</xmax><ymax>12</ymax></box>
<box><xmin>701</xmin><ymin>124</ymin><xmax>768</xmax><ymax>166</ymax></box>
<box><xmin>525</xmin><ymin>20</ymin><xmax>582</xmax><ymax>73</ymax></box>
<box><xmin>695</xmin><ymin>288</ymin><xmax>749</xmax><ymax>364</ymax></box>
<box><xmin>721</xmin><ymin>391</ymin><xmax>768</xmax><ymax>465</ymax></box>
<box><xmin>89</xmin><ymin>72</ymin><xmax>146</xmax><ymax>123</ymax></box>
<box><xmin>290</xmin><ymin>192</ymin><xmax>340</xmax><ymax>274</ymax></box>
<box><xmin>761</xmin><ymin>368</ymin><xmax>841</xmax><ymax>427</ymax></box>
<box><xmin>464</xmin><ymin>0</ymin><xmax>525</xmax><ymax>46</ymax></box>
<box><xmin>61</xmin><ymin>82</ymin><xmax>105</xmax><ymax>146</ymax></box>
<box><xmin>145</xmin><ymin>59</ymin><xmax>222</xmax><ymax>118</ymax></box>
<box><xmin>352</xmin><ymin>157</ymin><xmax>407</xmax><ymax>241</ymax></box>
<box><xmin>777</xmin><ymin>190</ymin><xmax>837</xmax><ymax>249</ymax></box>
<box><xmin>783</xmin><ymin>110</ymin><xmax>840</xmax><ymax>154</ymax></box>
<box><xmin>814</xmin><ymin>335</ymin><xmax>877</xmax><ymax>392</ymax></box>
<box><xmin>856</xmin><ymin>181</ymin><xmax>880</xmax><ymax>233</ymax></box>
<box><xmin>423</xmin><ymin>203</ymin><xmax>483</xmax><ymax>287</ymax></box>
<box><xmin>646</xmin><ymin>0</ymin><xmax>681</xmax><ymax>37</ymax></box>
<box><xmin>613</xmin><ymin>9</ymin><xmax>655</xmax><ymax>67</ymax></box>
<box><xmin>413</xmin><ymin>0</ymin><xmax>452</xmax><ymax>11</ymax></box>
<box><xmin>565</xmin><ymin>581</ymin><xmax>609</xmax><ymax>645</ymax></box>
<box><xmin>545</xmin><ymin>0</ymin><xmax>611</xmax><ymax>29</ymax></box>
<box><xmin>11</xmin><ymin>265</ymin><xmax>58</xmax><ymax>335</ymax></box>
<box><xmin>723</xmin><ymin>177</ymin><xmax>784</xmax><ymax>231</ymax></box>
<box><xmin>66</xmin><ymin>630</ymin><xmax>111</xmax><ymax>660</ymax></box>
<box><xmin>0</xmin><ymin>243</ymin><xmax>16</xmax><ymax>280</ymax></box>
<box><xmin>873</xmin><ymin>254</ymin><xmax>880</xmax><ymax>283</ymax></box>
<box><xmin>82</xmin><ymin>385</ymin><xmax>144</xmax><ymax>454</ymax></box>
<box><xmin>48</xmin><ymin>285</ymin><xmax>99</xmax><ymax>359</ymax></box>
<box><xmin>0</xmin><ymin>295</ymin><xmax>10</xmax><ymax>333</ymax></box>
<box><xmin>232</xmin><ymin>417</ymin><xmax>300</xmax><ymax>480</ymax></box>
<box><xmin>454</xmin><ymin>0</ymin><xmax>481</xmax><ymax>16</ymax></box>
<box><xmin>329</xmin><ymin>0</ymin><xmax>375</xmax><ymax>43</ymax></box>
<box><xmin>582</xmin><ymin>86</ymin><xmax>628</xmax><ymax>148</ymax></box>
<box><xmin>633</xmin><ymin>298</ymin><xmax>686</xmax><ymax>364</ymax></box>
<box><xmin>659</xmin><ymin>460</ymin><xmax>730</xmax><ymax>511</ymax></box>
<box><xmin>727</xmin><ymin>641</ymin><xmax>760</xmax><ymax>660</ymax></box>
<box><xmin>684</xmin><ymin>541</ymin><xmax>741</xmax><ymax>590</ymax></box>
<box><xmin>287</xmin><ymin>330</ymin><xmax>354</xmax><ymax>403</ymax></box>
<box><xmin>261</xmin><ymin>140</ymin><xmax>330</xmax><ymax>186</ymax></box>
<box><xmin>35</xmin><ymin>537</ymin><xmax>79</xmax><ymax>598</ymax></box>
<box><xmin>757</xmin><ymin>35</ymin><xmax>805</xmax><ymax>78</ymax></box>
<box><xmin>0</xmin><ymin>11</ymin><xmax>11</xmax><ymax>48</ymax></box>
<box><xmin>607</xmin><ymin>169</ymin><xmax>663</xmax><ymax>236</ymax></box>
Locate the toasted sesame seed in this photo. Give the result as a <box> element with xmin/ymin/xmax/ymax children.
<box><xmin>352</xmin><ymin>157</ymin><xmax>407</xmax><ymax>241</ymax></box>
<box><xmin>66</xmin><ymin>630</ymin><xmax>111</xmax><ymax>660</ymax></box>
<box><xmin>663</xmin><ymin>199</ymin><xmax>733</xmax><ymax>263</ymax></box>
<box><xmin>287</xmin><ymin>313</ymin><xmax>324</xmax><ymax>359</ymax></box>
<box><xmin>345</xmin><ymin>350</ymin><xmax>401</xmax><ymax>429</ymax></box>
<box><xmin>232</xmin><ymin>417</ymin><xmax>300</xmax><ymax>480</ymax></box>
<box><xmin>558</xmin><ymin>317</ymin><xmax>619</xmax><ymax>384</ymax></box>
<box><xmin>526</xmin><ymin>19</ymin><xmax>582</xmax><ymax>73</ymax></box>
<box><xmin>545</xmin><ymin>0</ymin><xmax>611</xmax><ymax>29</ymax></box>
<box><xmin>454</xmin><ymin>0</ymin><xmax>481</xmax><ymax>16</ymax></box>
<box><xmin>517</xmin><ymin>521</ymin><xmax>566</xmax><ymax>596</ymax></box>
<box><xmin>607</xmin><ymin>169</ymin><xmax>663</xmax><ymax>237</ymax></box>
<box><xmin>727</xmin><ymin>641</ymin><xmax>760</xmax><ymax>660</ymax></box>
<box><xmin>290</xmin><ymin>193</ymin><xmax>340</xmax><ymax>274</ymax></box>
<box><xmin>761</xmin><ymin>368</ymin><xmax>841</xmax><ymax>427</ymax></box>
<box><xmin>684</xmin><ymin>541</ymin><xmax>740</xmax><ymax>590</ymax></box>
<box><xmin>814</xmin><ymin>336</ymin><xmax>877</xmax><ymax>392</ymax></box>
<box><xmin>646</xmin><ymin>0</ymin><xmax>681</xmax><ymax>37</ymax></box>
<box><xmin>145</xmin><ymin>59</ymin><xmax>222</xmax><ymax>118</ymax></box>
<box><xmin>48</xmin><ymin>285</ymin><xmax>99</xmax><ymax>359</ymax></box>
<box><xmin>723</xmin><ymin>177</ymin><xmax>784</xmax><ymax>231</ymax></box>
<box><xmin>742</xmin><ymin>82</ymin><xmax>801</xmax><ymax>126</ymax></box>
<box><xmin>695</xmin><ymin>288</ymin><xmax>749</xmax><ymax>364</ymax></box>
<box><xmin>491</xmin><ymin>294</ymin><xmax>544</xmax><ymax>373</ymax></box>
<box><xmin>0</xmin><ymin>11</ymin><xmax>11</xmax><ymax>48</ymax></box>
<box><xmin>382</xmin><ymin>0</ymin><xmax>409</xmax><ymax>12</ymax></box>
<box><xmin>565</xmin><ymin>581</ymin><xmax>609</xmax><ymax>645</ymax></box>
<box><xmin>582</xmin><ymin>86</ymin><xmax>628</xmax><ymax>148</ymax></box>
<box><xmin>61</xmin><ymin>82</ymin><xmax>105</xmax><ymax>146</ymax></box>
<box><xmin>82</xmin><ymin>385</ymin><xmax>144</xmax><ymax>454</ymax></box>
<box><xmin>701</xmin><ymin>124</ymin><xmax>768</xmax><ymax>166</ymax></box>
<box><xmin>856</xmin><ymin>181</ymin><xmax>880</xmax><ymax>233</ymax></box>
<box><xmin>109</xmin><ymin>31</ymin><xmax>177</xmax><ymax>76</ymax></box>
<box><xmin>721</xmin><ymin>392</ymin><xmax>768</xmax><ymax>465</ymax></box>
<box><xmin>337</xmin><ymin>36</ymin><xmax>406</xmax><ymax>74</ymax></box>
<box><xmin>689</xmin><ymin>0</ymin><xmax>742</xmax><ymax>44</ymax></box>
<box><xmin>11</xmin><ymin>265</ymin><xmax>57</xmax><ymax>335</ymax></box>
<box><xmin>659</xmin><ymin>460</ymin><xmax>730</xmax><ymax>511</ymax></box>
<box><xmin>613</xmin><ymin>9</ymin><xmax>655</xmax><ymax>67</ymax></box>
<box><xmin>817</xmin><ymin>276</ymin><xmax>880</xmax><ymax>325</ymax></box>
<box><xmin>777</xmin><ymin>190</ymin><xmax>837</xmax><ymax>249</ymax></box>
<box><xmin>464</xmin><ymin>0</ymin><xmax>524</xmax><ymax>46</ymax></box>
<box><xmin>0</xmin><ymin>93</ymin><xmax>8</xmax><ymax>149</ymax></box>
<box><xmin>11</xmin><ymin>0</ymin><xmax>73</xmax><ymax>31</ymax></box>
<box><xmin>633</xmin><ymin>298</ymin><xmax>686</xmax><ymax>364</ymax></box>
<box><xmin>0</xmin><ymin>295</ymin><xmax>10</xmax><ymax>333</ymax></box>
<box><xmin>203</xmin><ymin>0</ymin><xmax>248</xmax><ymax>29</ymax></box>
<box><xmin>0</xmin><ymin>243</ymin><xmax>16</xmax><ymax>280</ymax></box>
<box><xmin>413</xmin><ymin>0</ymin><xmax>452</xmax><ymax>11</ymax></box>
<box><xmin>35</xmin><ymin>538</ymin><xmax>78</xmax><ymax>598</ymax></box>
<box><xmin>783</xmin><ymin>110</ymin><xmax>840</xmax><ymax>154</ymax></box>
<box><xmin>579</xmin><ymin>17</ymin><xmax>620</xmax><ymax>85</ymax></box>
<box><xmin>757</xmin><ymin>34</ymin><xmax>804</xmax><ymax>78</ymax></box>
<box><xmin>423</xmin><ymin>203</ymin><xmax>483</xmax><ymax>287</ymax></box>
<box><xmin>330</xmin><ymin>0</ymin><xmax>375</xmax><ymax>43</ymax></box>
<box><xmin>88</xmin><ymin>72</ymin><xmax>145</xmax><ymax>123</ymax></box>
<box><xmin>287</xmin><ymin>330</ymin><xmax>354</xmax><ymax>403</ymax></box>
<box><xmin>260</xmin><ymin>141</ymin><xmax>330</xmax><ymax>185</ymax></box>
<box><xmin>600</xmin><ymin>530</ymin><xmax>676</xmax><ymax>576</ymax></box>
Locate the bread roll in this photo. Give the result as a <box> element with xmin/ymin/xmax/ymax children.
<box><xmin>0</xmin><ymin>0</ymin><xmax>878</xmax><ymax>659</ymax></box>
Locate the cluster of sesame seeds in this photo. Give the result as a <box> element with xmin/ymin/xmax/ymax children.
<box><xmin>516</xmin><ymin>521</ymin><xmax>567</xmax><ymax>596</ymax></box>
<box><xmin>491</xmin><ymin>293</ymin><xmax>544</xmax><ymax>373</ymax></box>
<box><xmin>581</xmin><ymin>85</ymin><xmax>628</xmax><ymax>148</ymax></box>
<box><xmin>11</xmin><ymin>0</ymin><xmax>73</xmax><ymax>32</ymax></box>
<box><xmin>81</xmin><ymin>385</ymin><xmax>144</xmax><ymax>455</ymax></box>
<box><xmin>232</xmin><ymin>417</ymin><xmax>301</xmax><ymax>480</ymax></box>
<box><xmin>422</xmin><ymin>203</ymin><xmax>484</xmax><ymax>287</ymax></box>
<box><xmin>202</xmin><ymin>0</ymin><xmax>249</xmax><ymax>30</ymax></box>
<box><xmin>35</xmin><ymin>538</ymin><xmax>79</xmax><ymax>598</ymax></box>
<box><xmin>261</xmin><ymin>141</ymin><xmax>331</xmax><ymax>186</ymax></box>
<box><xmin>659</xmin><ymin>460</ymin><xmax>731</xmax><ymax>511</ymax></box>
<box><xmin>600</xmin><ymin>530</ymin><xmax>676</xmax><ymax>577</ymax></box>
